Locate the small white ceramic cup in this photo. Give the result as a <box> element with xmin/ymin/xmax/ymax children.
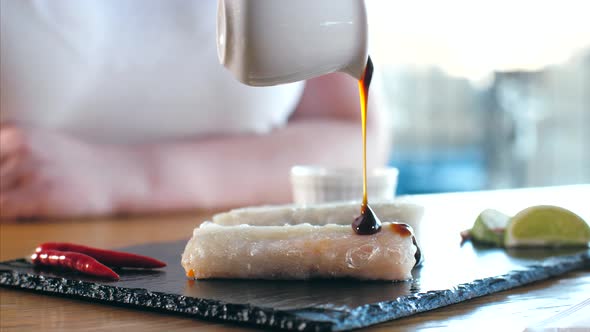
<box><xmin>217</xmin><ymin>0</ymin><xmax>368</xmax><ymax>86</ymax></box>
<box><xmin>290</xmin><ymin>166</ymin><xmax>399</xmax><ymax>205</ymax></box>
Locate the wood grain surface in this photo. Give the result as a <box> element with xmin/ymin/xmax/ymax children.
<box><xmin>1</xmin><ymin>185</ymin><xmax>589</xmax><ymax>331</ymax></box>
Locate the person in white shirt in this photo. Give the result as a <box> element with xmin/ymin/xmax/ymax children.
<box><xmin>0</xmin><ymin>0</ymin><xmax>388</xmax><ymax>219</ymax></box>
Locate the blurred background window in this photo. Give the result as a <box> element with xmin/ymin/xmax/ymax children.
<box><xmin>367</xmin><ymin>0</ymin><xmax>590</xmax><ymax>194</ymax></box>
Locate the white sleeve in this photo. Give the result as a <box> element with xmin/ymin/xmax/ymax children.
<box><xmin>1</xmin><ymin>0</ymin><xmax>304</xmax><ymax>143</ymax></box>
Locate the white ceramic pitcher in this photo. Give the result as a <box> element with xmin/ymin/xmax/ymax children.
<box><xmin>217</xmin><ymin>0</ymin><xmax>369</xmax><ymax>86</ymax></box>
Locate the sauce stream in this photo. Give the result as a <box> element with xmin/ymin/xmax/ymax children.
<box><xmin>352</xmin><ymin>56</ymin><xmax>382</xmax><ymax>235</ymax></box>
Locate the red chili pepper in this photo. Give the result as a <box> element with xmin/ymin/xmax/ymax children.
<box><xmin>35</xmin><ymin>242</ymin><xmax>166</xmax><ymax>268</ymax></box>
<box><xmin>31</xmin><ymin>250</ymin><xmax>120</xmax><ymax>280</ymax></box>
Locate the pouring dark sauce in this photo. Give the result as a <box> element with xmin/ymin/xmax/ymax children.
<box><xmin>352</xmin><ymin>204</ymin><xmax>381</xmax><ymax>235</ymax></box>
<box><xmin>351</xmin><ymin>57</ymin><xmax>422</xmax><ymax>266</ymax></box>
<box><xmin>352</xmin><ymin>56</ymin><xmax>382</xmax><ymax>235</ymax></box>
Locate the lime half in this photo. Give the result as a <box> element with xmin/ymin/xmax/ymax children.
<box><xmin>470</xmin><ymin>209</ymin><xmax>510</xmax><ymax>246</ymax></box>
<box><xmin>505</xmin><ymin>205</ymin><xmax>590</xmax><ymax>247</ymax></box>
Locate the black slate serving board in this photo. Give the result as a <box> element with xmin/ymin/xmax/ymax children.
<box><xmin>1</xmin><ymin>239</ymin><xmax>589</xmax><ymax>331</ymax></box>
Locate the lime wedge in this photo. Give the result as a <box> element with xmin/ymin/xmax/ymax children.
<box><xmin>505</xmin><ymin>205</ymin><xmax>590</xmax><ymax>247</ymax></box>
<box><xmin>470</xmin><ymin>209</ymin><xmax>510</xmax><ymax>246</ymax></box>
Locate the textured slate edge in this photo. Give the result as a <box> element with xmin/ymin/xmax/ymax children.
<box><xmin>0</xmin><ymin>271</ymin><xmax>333</xmax><ymax>332</ymax></box>
<box><xmin>1</xmin><ymin>252</ymin><xmax>588</xmax><ymax>332</ymax></box>
<box><xmin>320</xmin><ymin>252</ymin><xmax>589</xmax><ymax>331</ymax></box>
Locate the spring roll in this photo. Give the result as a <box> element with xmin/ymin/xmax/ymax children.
<box><xmin>181</xmin><ymin>222</ymin><xmax>417</xmax><ymax>281</ymax></box>
<box><xmin>213</xmin><ymin>200</ymin><xmax>422</xmax><ymax>226</ymax></box>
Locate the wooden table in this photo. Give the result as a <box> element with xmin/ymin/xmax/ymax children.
<box><xmin>1</xmin><ymin>185</ymin><xmax>589</xmax><ymax>331</ymax></box>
